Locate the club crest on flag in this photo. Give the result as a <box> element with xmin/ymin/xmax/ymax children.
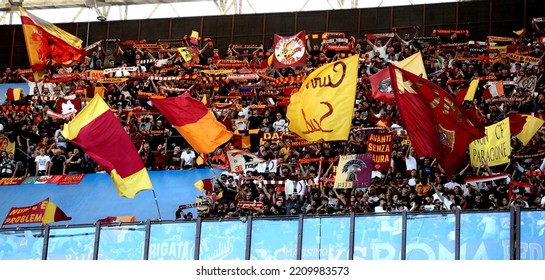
<box><xmin>273</xmin><ymin>31</ymin><xmax>307</xmax><ymax>69</ymax></box>
<box><xmin>437</xmin><ymin>124</ymin><xmax>455</xmax><ymax>152</ymax></box>
<box><xmin>61</xmin><ymin>100</ymin><xmax>77</xmax><ymax>115</ymax></box>
<box><xmin>377</xmin><ymin>78</ymin><xmax>393</xmax><ymax>95</ymax></box>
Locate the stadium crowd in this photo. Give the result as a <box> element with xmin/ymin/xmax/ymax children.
<box><xmin>2</xmin><ymin>26</ymin><xmax>545</xmax><ymax>220</ymax></box>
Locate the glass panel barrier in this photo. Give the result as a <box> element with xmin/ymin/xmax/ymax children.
<box><xmin>97</xmin><ymin>224</ymin><xmax>146</xmax><ymax>260</ymax></box>
<box><xmin>354</xmin><ymin>214</ymin><xmax>402</xmax><ymax>260</ymax></box>
<box><xmin>250</xmin><ymin>218</ymin><xmax>298</xmax><ymax>260</ymax></box>
<box><xmin>46</xmin><ymin>227</ymin><xmax>95</xmax><ymax>260</ymax></box>
<box><xmin>406</xmin><ymin>213</ymin><xmax>455</xmax><ymax>260</ymax></box>
<box><xmin>199</xmin><ymin>220</ymin><xmax>246</xmax><ymax>260</ymax></box>
<box><xmin>520</xmin><ymin>210</ymin><xmax>545</xmax><ymax>260</ymax></box>
<box><xmin>148</xmin><ymin>222</ymin><xmax>196</xmax><ymax>260</ymax></box>
<box><xmin>460</xmin><ymin>212</ymin><xmax>510</xmax><ymax>260</ymax></box>
<box><xmin>302</xmin><ymin>216</ymin><xmax>350</xmax><ymax>260</ymax></box>
<box><xmin>0</xmin><ymin>228</ymin><xmax>44</xmax><ymax>260</ymax></box>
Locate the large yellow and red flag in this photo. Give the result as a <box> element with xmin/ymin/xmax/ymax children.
<box><xmin>62</xmin><ymin>95</ymin><xmax>153</xmax><ymax>198</ymax></box>
<box><xmin>287</xmin><ymin>55</ymin><xmax>359</xmax><ymax>142</ymax></box>
<box><xmin>19</xmin><ymin>7</ymin><xmax>88</xmax><ymax>81</ymax></box>
<box><xmin>151</xmin><ymin>93</ymin><xmax>233</xmax><ymax>154</ymax></box>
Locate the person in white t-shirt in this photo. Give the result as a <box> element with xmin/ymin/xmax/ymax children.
<box><xmin>272</xmin><ymin>113</ymin><xmax>287</xmax><ymax>132</ymax></box>
<box><xmin>366</xmin><ymin>37</ymin><xmax>393</xmax><ymax>60</ymax></box>
<box><xmin>35</xmin><ymin>148</ymin><xmax>51</xmax><ymax>176</ymax></box>
<box><xmin>180</xmin><ymin>147</ymin><xmax>196</xmax><ymax>170</ymax></box>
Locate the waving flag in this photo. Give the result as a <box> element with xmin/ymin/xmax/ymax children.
<box><xmin>194</xmin><ymin>178</ymin><xmax>214</xmax><ymax>195</ymax></box>
<box><xmin>62</xmin><ymin>95</ymin><xmax>153</xmax><ymax>198</ymax></box>
<box><xmin>509</xmin><ymin>113</ymin><xmax>545</xmax><ymax>145</ymax></box>
<box><xmin>151</xmin><ymin>93</ymin><xmax>233</xmax><ymax>154</ymax></box>
<box><xmin>6</xmin><ymin>88</ymin><xmax>22</xmax><ymax>101</ymax></box>
<box><xmin>390</xmin><ymin>65</ymin><xmax>485</xmax><ymax>177</ymax></box>
<box><xmin>370</xmin><ymin>52</ymin><xmax>427</xmax><ymax>104</ymax></box>
<box><xmin>19</xmin><ymin>7</ymin><xmax>87</xmax><ymax>81</ymax></box>
<box><xmin>273</xmin><ymin>31</ymin><xmax>307</xmax><ymax>69</ymax></box>
<box><xmin>2</xmin><ymin>198</ymin><xmax>71</xmax><ymax>226</ymax></box>
<box><xmin>226</xmin><ymin>149</ymin><xmax>264</xmax><ymax>173</ymax></box>
<box><xmin>287</xmin><ymin>55</ymin><xmax>359</xmax><ymax>142</ymax></box>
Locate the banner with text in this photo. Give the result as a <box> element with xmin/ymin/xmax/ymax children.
<box><xmin>470</xmin><ymin>118</ymin><xmax>511</xmax><ymax>167</ymax></box>
<box><xmin>367</xmin><ymin>132</ymin><xmax>393</xmax><ymax>172</ymax></box>
<box><xmin>334</xmin><ymin>154</ymin><xmax>373</xmax><ymax>189</ymax></box>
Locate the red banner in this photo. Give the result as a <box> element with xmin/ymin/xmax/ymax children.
<box><xmin>2</xmin><ymin>198</ymin><xmax>71</xmax><ymax>225</ymax></box>
<box><xmin>57</xmin><ymin>174</ymin><xmax>86</xmax><ymax>185</ymax></box>
<box><xmin>0</xmin><ymin>177</ymin><xmax>25</xmax><ymax>186</ymax></box>
<box><xmin>367</xmin><ymin>132</ymin><xmax>393</xmax><ymax>172</ymax></box>
<box><xmin>33</xmin><ymin>175</ymin><xmax>64</xmax><ymax>184</ymax></box>
<box><xmin>237</xmin><ymin>201</ymin><xmax>264</xmax><ymax>209</ymax></box>
<box><xmin>3</xmin><ymin>199</ymin><xmax>49</xmax><ymax>225</ymax></box>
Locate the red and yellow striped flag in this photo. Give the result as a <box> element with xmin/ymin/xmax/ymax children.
<box><xmin>509</xmin><ymin>113</ymin><xmax>545</xmax><ymax>145</ymax></box>
<box><xmin>6</xmin><ymin>88</ymin><xmax>22</xmax><ymax>101</ymax></box>
<box><xmin>194</xmin><ymin>178</ymin><xmax>213</xmax><ymax>194</ymax></box>
<box><xmin>151</xmin><ymin>93</ymin><xmax>233</xmax><ymax>154</ymax></box>
<box><xmin>19</xmin><ymin>7</ymin><xmax>88</xmax><ymax>81</ymax></box>
<box><xmin>62</xmin><ymin>95</ymin><xmax>153</xmax><ymax>198</ymax></box>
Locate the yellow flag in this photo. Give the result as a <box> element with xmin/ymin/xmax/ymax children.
<box><xmin>177</xmin><ymin>47</ymin><xmax>195</xmax><ymax>62</ymax></box>
<box><xmin>286</xmin><ymin>55</ymin><xmax>358</xmax><ymax>141</ymax></box>
<box><xmin>464</xmin><ymin>79</ymin><xmax>480</xmax><ymax>101</ymax></box>
<box><xmin>396</xmin><ymin>52</ymin><xmax>428</xmax><ymax>79</ymax></box>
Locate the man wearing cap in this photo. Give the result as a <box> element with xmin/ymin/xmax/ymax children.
<box><xmin>175</xmin><ymin>207</ymin><xmax>194</xmax><ymax>220</ymax></box>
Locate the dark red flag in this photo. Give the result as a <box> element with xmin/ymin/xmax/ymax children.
<box><xmin>389</xmin><ymin>65</ymin><xmax>485</xmax><ymax>177</ymax></box>
<box><xmin>56</xmin><ymin>98</ymin><xmax>81</xmax><ymax>115</ymax></box>
<box><xmin>273</xmin><ymin>31</ymin><xmax>307</xmax><ymax>69</ymax></box>
<box><xmin>369</xmin><ymin>68</ymin><xmax>395</xmax><ymax>104</ymax></box>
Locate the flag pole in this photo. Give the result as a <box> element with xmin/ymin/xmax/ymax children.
<box><xmin>151</xmin><ymin>189</ymin><xmax>162</xmax><ymax>220</ymax></box>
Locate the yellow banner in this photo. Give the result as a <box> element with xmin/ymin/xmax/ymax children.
<box><xmin>201</xmin><ymin>69</ymin><xmax>236</xmax><ymax>75</ymax></box>
<box><xmin>178</xmin><ymin>47</ymin><xmax>196</xmax><ymax>62</ymax></box>
<box><xmin>487</xmin><ymin>36</ymin><xmax>515</xmax><ymax>43</ymax></box>
<box><xmin>97</xmin><ymin>78</ymin><xmax>129</xmax><ymax>83</ymax></box>
<box><xmin>286</xmin><ymin>55</ymin><xmax>358</xmax><ymax>142</ymax></box>
<box><xmin>507</xmin><ymin>53</ymin><xmax>541</xmax><ymax>63</ymax></box>
<box><xmin>88</xmin><ymin>70</ymin><xmax>105</xmax><ymax>81</ymax></box>
<box><xmin>469</xmin><ymin>118</ymin><xmax>511</xmax><ymax>167</ymax></box>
